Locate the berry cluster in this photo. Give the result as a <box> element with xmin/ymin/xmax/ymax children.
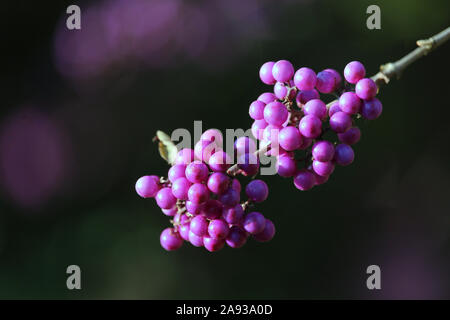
<box><xmin>135</xmin><ymin>130</ymin><xmax>274</xmax><ymax>252</ymax></box>
<box><xmin>252</xmin><ymin>60</ymin><xmax>382</xmax><ymax>190</ymax></box>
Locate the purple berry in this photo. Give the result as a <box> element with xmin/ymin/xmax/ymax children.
<box><xmin>245</xmin><ymin>179</ymin><xmax>269</xmax><ymax>202</ymax></box>
<box><xmin>208</xmin><ymin>150</ymin><xmax>232</xmax><ymax>172</ymax></box>
<box><xmin>312</xmin><ymin>160</ymin><xmax>335</xmax><ymax>176</ymax></box>
<box><xmin>237</xmin><ymin>153</ymin><xmax>260</xmax><ymax>176</ymax></box>
<box><xmin>355</xmin><ymin>78</ymin><xmax>377</xmax><ymax>100</ymax></box>
<box><xmin>296</xmin><ymin>89</ymin><xmax>320</xmax><ymax>106</ymax></box>
<box><xmin>135</xmin><ymin>175</ymin><xmax>160</xmax><ymax>198</ymax></box>
<box><xmin>253</xmin><ymin>219</ymin><xmax>276</xmax><ymax>242</ymax></box>
<box><xmin>179</xmin><ymin>224</ymin><xmax>190</xmax><ymax>241</ymax></box>
<box><xmin>294</xmin><ymin>67</ymin><xmax>317</xmax><ymax>91</ymax></box>
<box><xmin>249</xmin><ymin>100</ymin><xmax>266</xmax><ymax>120</ymax></box>
<box><xmin>194</xmin><ymin>139</ymin><xmax>219</xmax><ymax>163</ymax></box>
<box><xmin>200</xmin><ymin>199</ymin><xmax>223</xmax><ymax>220</ymax></box>
<box><xmin>201</xmin><ymin>129</ymin><xmax>223</xmax><ymax>147</ymax></box>
<box><xmin>316</xmin><ymin>70</ymin><xmax>336</xmax><ymax>93</ymax></box>
<box><xmin>188</xmin><ymin>230</ymin><xmax>204</xmax><ymax>247</ymax></box>
<box><xmin>298</xmin><ymin>136</ymin><xmax>313</xmax><ymax>150</ymax></box>
<box><xmin>188</xmin><ymin>183</ymin><xmax>209</xmax><ymax>204</ymax></box>
<box><xmin>174</xmin><ymin>148</ymin><xmax>196</xmax><ymax>165</ymax></box>
<box><xmin>293</xmin><ymin>169</ymin><xmax>316</xmax><ymax>191</ymax></box>
<box><xmin>272</xmin><ymin>60</ymin><xmax>294</xmax><ymax>82</ymax></box>
<box><xmin>231</xmin><ymin>179</ymin><xmax>241</xmax><ymax>193</ymax></box>
<box><xmin>339</xmin><ymin>92</ymin><xmax>361</xmax><ymax>115</ymax></box>
<box><xmin>162</xmin><ymin>206</ymin><xmax>177</xmax><ymax>217</ymax></box>
<box><xmin>168</xmin><ymin>164</ymin><xmax>186</xmax><ymax>183</ymax></box>
<box><xmin>264</xmin><ymin>101</ymin><xmax>288</xmax><ymax>126</ymax></box>
<box><xmin>257</xmin><ymin>92</ymin><xmax>277</xmax><ymax>104</ymax></box>
<box><xmin>219</xmin><ymin>188</ymin><xmax>240</xmax><ymax>207</ymax></box>
<box><xmin>156</xmin><ymin>187</ymin><xmax>177</xmax><ymax>209</ymax></box>
<box><xmin>334</xmin><ymin>144</ymin><xmax>355</xmax><ymax>166</ymax></box>
<box><xmin>329</xmin><ymin>111</ymin><xmax>352</xmax><ymax>133</ymax></box>
<box><xmin>226</xmin><ymin>226</ymin><xmax>248</xmax><ymax>248</ymax></box>
<box><xmin>303</xmin><ymin>99</ymin><xmax>327</xmax><ymax>120</ymax></box>
<box><xmin>361</xmin><ymin>98</ymin><xmax>382</xmax><ymax>120</ymax></box>
<box><xmin>243</xmin><ymin>212</ymin><xmax>266</xmax><ymax>234</ymax></box>
<box><xmin>222</xmin><ymin>204</ymin><xmax>244</xmax><ymax>225</ymax></box>
<box><xmin>190</xmin><ymin>215</ymin><xmax>209</xmax><ymax>237</ymax></box>
<box><xmin>174</xmin><ymin>212</ymin><xmax>190</xmax><ymax>225</ymax></box>
<box><xmin>185</xmin><ymin>161</ymin><xmax>209</xmax><ymax>183</ymax></box>
<box><xmin>338</xmin><ymin>127</ymin><xmax>361</xmax><ymax>145</ymax></box>
<box><xmin>160</xmin><ymin>228</ymin><xmax>183</xmax><ymax>251</ymax></box>
<box><xmin>328</xmin><ymin>102</ymin><xmax>342</xmax><ymax>118</ymax></box>
<box><xmin>251</xmin><ymin>119</ymin><xmax>268</xmax><ymax>140</ymax></box>
<box><xmin>278</xmin><ymin>126</ymin><xmax>302</xmax><ymax>151</ymax></box>
<box><xmin>276</xmin><ymin>155</ymin><xmax>297</xmax><ymax>177</ymax></box>
<box><xmin>186</xmin><ymin>200</ymin><xmax>203</xmax><ymax>215</ymax></box>
<box><xmin>323</xmin><ymin>68</ymin><xmax>342</xmax><ymax>89</ymax></box>
<box><xmin>235</xmin><ymin>136</ymin><xmax>257</xmax><ymax>156</ymax></box>
<box><xmin>203</xmin><ymin>236</ymin><xmax>225</xmax><ymax>252</ymax></box>
<box><xmin>312</xmin><ymin>140</ymin><xmax>335</xmax><ymax>162</ymax></box>
<box><xmin>344</xmin><ymin>61</ymin><xmax>365</xmax><ymax>84</ymax></box>
<box><xmin>208</xmin><ymin>219</ymin><xmax>230</xmax><ymax>239</ymax></box>
<box><xmin>171</xmin><ymin>177</ymin><xmax>191</xmax><ymax>200</ymax></box>
<box><xmin>313</xmin><ymin>170</ymin><xmax>329</xmax><ymax>185</ymax></box>
<box><xmin>259</xmin><ymin>61</ymin><xmax>276</xmax><ymax>85</ymax></box>
<box><xmin>299</xmin><ymin>115</ymin><xmax>322</xmax><ymax>139</ymax></box>
<box><xmin>207</xmin><ymin>172</ymin><xmax>230</xmax><ymax>194</ymax></box>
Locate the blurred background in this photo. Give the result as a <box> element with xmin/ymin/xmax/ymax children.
<box><xmin>0</xmin><ymin>0</ymin><xmax>449</xmax><ymax>299</ymax></box>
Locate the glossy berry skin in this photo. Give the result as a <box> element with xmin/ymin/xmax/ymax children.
<box><xmin>316</xmin><ymin>70</ymin><xmax>336</xmax><ymax>93</ymax></box>
<box><xmin>162</xmin><ymin>206</ymin><xmax>177</xmax><ymax>217</ymax></box>
<box><xmin>178</xmin><ymin>224</ymin><xmax>190</xmax><ymax>241</ymax></box>
<box><xmin>294</xmin><ymin>67</ymin><xmax>317</xmax><ymax>91</ymax></box>
<box><xmin>338</xmin><ymin>127</ymin><xmax>361</xmax><ymax>145</ymax></box>
<box><xmin>194</xmin><ymin>140</ymin><xmax>218</xmax><ymax>163</ymax></box>
<box><xmin>219</xmin><ymin>188</ymin><xmax>240</xmax><ymax>207</ymax></box>
<box><xmin>207</xmin><ymin>172</ymin><xmax>230</xmax><ymax>194</ymax></box>
<box><xmin>156</xmin><ymin>187</ymin><xmax>177</xmax><ymax>209</ymax></box>
<box><xmin>174</xmin><ymin>148</ymin><xmax>196</xmax><ymax>165</ymax></box>
<box><xmin>238</xmin><ymin>153</ymin><xmax>260</xmax><ymax>176</ymax></box>
<box><xmin>168</xmin><ymin>164</ymin><xmax>186</xmax><ymax>183</ymax></box>
<box><xmin>203</xmin><ymin>236</ymin><xmax>225</xmax><ymax>252</ymax></box>
<box><xmin>188</xmin><ymin>230</ymin><xmax>204</xmax><ymax>247</ymax></box>
<box><xmin>312</xmin><ymin>160</ymin><xmax>335</xmax><ymax>176</ymax></box>
<box><xmin>339</xmin><ymin>92</ymin><xmax>361</xmax><ymax>115</ymax></box>
<box><xmin>296</xmin><ymin>89</ymin><xmax>320</xmax><ymax>106</ymax></box>
<box><xmin>264</xmin><ymin>101</ymin><xmax>289</xmax><ymax>126</ymax></box>
<box><xmin>190</xmin><ymin>215</ymin><xmax>209</xmax><ymax>237</ymax></box>
<box><xmin>171</xmin><ymin>177</ymin><xmax>191</xmax><ymax>200</ymax></box>
<box><xmin>222</xmin><ymin>204</ymin><xmax>244</xmax><ymax>225</ymax></box>
<box><xmin>245</xmin><ymin>179</ymin><xmax>269</xmax><ymax>202</ymax></box>
<box><xmin>293</xmin><ymin>169</ymin><xmax>316</xmax><ymax>191</ymax></box>
<box><xmin>355</xmin><ymin>78</ymin><xmax>377</xmax><ymax>100</ymax></box>
<box><xmin>313</xmin><ymin>171</ymin><xmax>329</xmax><ymax>185</ymax></box>
<box><xmin>174</xmin><ymin>212</ymin><xmax>190</xmax><ymax>226</ymax></box>
<box><xmin>272</xmin><ymin>60</ymin><xmax>295</xmax><ymax>82</ymax></box>
<box><xmin>200</xmin><ymin>199</ymin><xmax>223</xmax><ymax>220</ymax></box>
<box><xmin>298</xmin><ymin>136</ymin><xmax>313</xmax><ymax>150</ymax></box>
<box><xmin>278</xmin><ymin>126</ymin><xmax>302</xmax><ymax>151</ymax></box>
<box><xmin>201</xmin><ymin>129</ymin><xmax>223</xmax><ymax>147</ymax></box>
<box><xmin>135</xmin><ymin>175</ymin><xmax>160</xmax><ymax>198</ymax></box>
<box><xmin>226</xmin><ymin>226</ymin><xmax>248</xmax><ymax>248</ymax></box>
<box><xmin>323</xmin><ymin>68</ymin><xmax>342</xmax><ymax>89</ymax></box>
<box><xmin>299</xmin><ymin>115</ymin><xmax>322</xmax><ymax>139</ymax></box>
<box><xmin>188</xmin><ymin>183</ymin><xmax>209</xmax><ymax>204</ymax></box>
<box><xmin>231</xmin><ymin>179</ymin><xmax>241</xmax><ymax>193</ymax></box>
<box><xmin>208</xmin><ymin>219</ymin><xmax>230</xmax><ymax>239</ymax></box>
<box><xmin>259</xmin><ymin>61</ymin><xmax>276</xmax><ymax>85</ymax></box>
<box><xmin>276</xmin><ymin>155</ymin><xmax>297</xmax><ymax>177</ymax></box>
<box><xmin>185</xmin><ymin>161</ymin><xmax>209</xmax><ymax>183</ymax></box>
<box><xmin>274</xmin><ymin>81</ymin><xmax>295</xmax><ymax>100</ymax></box>
<box><xmin>303</xmin><ymin>99</ymin><xmax>327</xmax><ymax>120</ymax></box>
<box><xmin>361</xmin><ymin>98</ymin><xmax>383</xmax><ymax>120</ymax></box>
<box><xmin>334</xmin><ymin>144</ymin><xmax>355</xmax><ymax>166</ymax></box>
<box><xmin>253</xmin><ymin>219</ymin><xmax>276</xmax><ymax>242</ymax></box>
<box><xmin>257</xmin><ymin>92</ymin><xmax>277</xmax><ymax>104</ymax></box>
<box><xmin>249</xmin><ymin>100</ymin><xmax>266</xmax><ymax>120</ymax></box>
<box><xmin>262</xmin><ymin>124</ymin><xmax>281</xmax><ymax>144</ymax></box>
<box><xmin>344</xmin><ymin>61</ymin><xmax>366</xmax><ymax>84</ymax></box>
<box><xmin>251</xmin><ymin>119</ymin><xmax>268</xmax><ymax>140</ymax></box>
<box><xmin>235</xmin><ymin>136</ymin><xmax>257</xmax><ymax>156</ymax></box>
<box><xmin>208</xmin><ymin>150</ymin><xmax>231</xmax><ymax>172</ymax></box>
<box><xmin>312</xmin><ymin>141</ymin><xmax>335</xmax><ymax>162</ymax></box>
<box><xmin>243</xmin><ymin>212</ymin><xmax>266</xmax><ymax>235</ymax></box>
<box><xmin>186</xmin><ymin>201</ymin><xmax>202</xmax><ymax>215</ymax></box>
<box><xmin>160</xmin><ymin>228</ymin><xmax>183</xmax><ymax>251</ymax></box>
<box><xmin>328</xmin><ymin>102</ymin><xmax>341</xmax><ymax>118</ymax></box>
<box><xmin>329</xmin><ymin>112</ymin><xmax>352</xmax><ymax>133</ymax></box>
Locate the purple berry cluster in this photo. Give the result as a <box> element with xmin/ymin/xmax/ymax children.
<box><xmin>136</xmin><ymin>130</ymin><xmax>275</xmax><ymax>252</ymax></box>
<box><xmin>253</xmin><ymin>60</ymin><xmax>382</xmax><ymax>190</ymax></box>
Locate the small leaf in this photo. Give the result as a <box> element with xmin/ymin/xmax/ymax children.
<box><xmin>156</xmin><ymin>130</ymin><xmax>178</xmax><ymax>165</ymax></box>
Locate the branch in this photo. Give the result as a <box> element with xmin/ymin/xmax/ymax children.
<box><xmin>227</xmin><ymin>26</ymin><xmax>450</xmax><ymax>176</ymax></box>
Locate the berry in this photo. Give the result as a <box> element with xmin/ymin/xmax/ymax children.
<box><xmin>201</xmin><ymin>129</ymin><xmax>223</xmax><ymax>147</ymax></box>
<box><xmin>276</xmin><ymin>155</ymin><xmax>297</xmax><ymax>177</ymax></box>
<box><xmin>262</xmin><ymin>124</ymin><xmax>281</xmax><ymax>143</ymax></box>
<box><xmin>245</xmin><ymin>179</ymin><xmax>269</xmax><ymax>202</ymax></box>
<box><xmin>344</xmin><ymin>61</ymin><xmax>365</xmax><ymax>84</ymax></box>
<box><xmin>312</xmin><ymin>170</ymin><xmax>329</xmax><ymax>185</ymax></box>
<box><xmin>168</xmin><ymin>164</ymin><xmax>186</xmax><ymax>183</ymax></box>
<box><xmin>222</xmin><ymin>204</ymin><xmax>244</xmax><ymax>225</ymax></box>
<box><xmin>312</xmin><ymin>140</ymin><xmax>335</xmax><ymax>162</ymax></box>
<box><xmin>208</xmin><ymin>150</ymin><xmax>232</xmax><ymax>172</ymax></box>
<box><xmin>231</xmin><ymin>178</ymin><xmax>241</xmax><ymax>193</ymax></box>
<box><xmin>296</xmin><ymin>89</ymin><xmax>320</xmax><ymax>106</ymax></box>
<box><xmin>253</xmin><ymin>219</ymin><xmax>276</xmax><ymax>242</ymax></box>
<box><xmin>329</xmin><ymin>111</ymin><xmax>352</xmax><ymax>133</ymax></box>
<box><xmin>355</xmin><ymin>78</ymin><xmax>377</xmax><ymax>100</ymax></box>
<box><xmin>338</xmin><ymin>127</ymin><xmax>361</xmax><ymax>145</ymax></box>
<box><xmin>274</xmin><ymin>81</ymin><xmax>295</xmax><ymax>100</ymax></box>
<box><xmin>251</xmin><ymin>119</ymin><xmax>268</xmax><ymax>140</ymax></box>
<box><xmin>188</xmin><ymin>183</ymin><xmax>209</xmax><ymax>204</ymax></box>
<box><xmin>174</xmin><ymin>212</ymin><xmax>190</xmax><ymax>225</ymax></box>
<box><xmin>323</xmin><ymin>68</ymin><xmax>342</xmax><ymax>89</ymax></box>
<box><xmin>361</xmin><ymin>98</ymin><xmax>382</xmax><ymax>120</ymax></box>
<box><xmin>312</xmin><ymin>160</ymin><xmax>335</xmax><ymax>176</ymax></box>
<box><xmin>235</xmin><ymin>136</ymin><xmax>257</xmax><ymax>156</ymax></box>
<box><xmin>328</xmin><ymin>102</ymin><xmax>341</xmax><ymax>118</ymax></box>
<box><xmin>226</xmin><ymin>226</ymin><xmax>248</xmax><ymax>248</ymax></box>
<box><xmin>174</xmin><ymin>148</ymin><xmax>196</xmax><ymax>165</ymax></box>
<box><xmin>207</xmin><ymin>172</ymin><xmax>230</xmax><ymax>194</ymax></box>
<box><xmin>208</xmin><ymin>219</ymin><xmax>230</xmax><ymax>239</ymax></box>
<box><xmin>303</xmin><ymin>99</ymin><xmax>327</xmax><ymax>120</ymax></box>
<box><xmin>185</xmin><ymin>161</ymin><xmax>209</xmax><ymax>183</ymax></box>
<box><xmin>257</xmin><ymin>92</ymin><xmax>277</xmax><ymax>104</ymax></box>
<box><xmin>190</xmin><ymin>215</ymin><xmax>209</xmax><ymax>237</ymax></box>
<box><xmin>135</xmin><ymin>175</ymin><xmax>160</xmax><ymax>198</ymax></box>
<box><xmin>194</xmin><ymin>139</ymin><xmax>218</xmax><ymax>163</ymax></box>
<box><xmin>272</xmin><ymin>60</ymin><xmax>294</xmax><ymax>82</ymax></box>
<box><xmin>179</xmin><ymin>224</ymin><xmax>190</xmax><ymax>241</ymax></box>
<box><xmin>186</xmin><ymin>200</ymin><xmax>203</xmax><ymax>215</ymax></box>
<box><xmin>243</xmin><ymin>212</ymin><xmax>266</xmax><ymax>234</ymax></box>
<box><xmin>293</xmin><ymin>170</ymin><xmax>316</xmax><ymax>191</ymax></box>
<box><xmin>294</xmin><ymin>67</ymin><xmax>317</xmax><ymax>91</ymax></box>
<box><xmin>218</xmin><ymin>188</ymin><xmax>240</xmax><ymax>207</ymax></box>
<box><xmin>299</xmin><ymin>115</ymin><xmax>322</xmax><ymax>138</ymax></box>
<box><xmin>339</xmin><ymin>92</ymin><xmax>361</xmax><ymax>115</ymax></box>
<box><xmin>278</xmin><ymin>126</ymin><xmax>303</xmax><ymax>151</ymax></box>
<box><xmin>264</xmin><ymin>101</ymin><xmax>289</xmax><ymax>126</ymax></box>
<box><xmin>156</xmin><ymin>187</ymin><xmax>177</xmax><ymax>209</ymax></box>
<box><xmin>188</xmin><ymin>230</ymin><xmax>204</xmax><ymax>247</ymax></box>
<box><xmin>162</xmin><ymin>206</ymin><xmax>177</xmax><ymax>217</ymax></box>
<box><xmin>316</xmin><ymin>70</ymin><xmax>336</xmax><ymax>93</ymax></box>
<box><xmin>203</xmin><ymin>236</ymin><xmax>225</xmax><ymax>252</ymax></box>
<box><xmin>171</xmin><ymin>177</ymin><xmax>191</xmax><ymax>200</ymax></box>
<box><xmin>237</xmin><ymin>153</ymin><xmax>260</xmax><ymax>176</ymax></box>
<box><xmin>298</xmin><ymin>136</ymin><xmax>313</xmax><ymax>150</ymax></box>
<box><xmin>160</xmin><ymin>228</ymin><xmax>183</xmax><ymax>251</ymax></box>
<box><xmin>200</xmin><ymin>199</ymin><xmax>223</xmax><ymax>220</ymax></box>
<box><xmin>249</xmin><ymin>100</ymin><xmax>266</xmax><ymax>120</ymax></box>
<box><xmin>334</xmin><ymin>144</ymin><xmax>355</xmax><ymax>166</ymax></box>
<box><xmin>259</xmin><ymin>61</ymin><xmax>276</xmax><ymax>85</ymax></box>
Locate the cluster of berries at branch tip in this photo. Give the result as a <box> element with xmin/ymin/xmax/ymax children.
<box><xmin>254</xmin><ymin>59</ymin><xmax>382</xmax><ymax>191</ymax></box>
<box><xmin>136</xmin><ymin>129</ymin><xmax>274</xmax><ymax>252</ymax></box>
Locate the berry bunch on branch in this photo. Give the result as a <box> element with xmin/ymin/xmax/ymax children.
<box><xmin>135</xmin><ymin>27</ymin><xmax>450</xmax><ymax>252</ymax></box>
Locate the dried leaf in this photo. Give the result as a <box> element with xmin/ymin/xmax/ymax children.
<box><xmin>156</xmin><ymin>130</ymin><xmax>178</xmax><ymax>165</ymax></box>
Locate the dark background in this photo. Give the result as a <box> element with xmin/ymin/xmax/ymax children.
<box><xmin>0</xmin><ymin>0</ymin><xmax>449</xmax><ymax>299</ymax></box>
